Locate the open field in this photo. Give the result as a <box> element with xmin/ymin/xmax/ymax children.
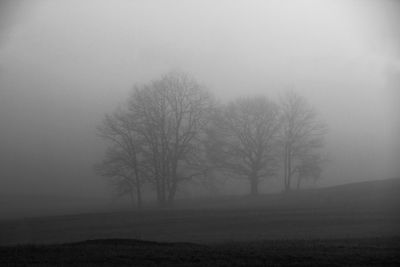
<box><xmin>1</xmin><ymin>237</ymin><xmax>399</xmax><ymax>266</ymax></box>
<box><xmin>1</xmin><ymin>178</ymin><xmax>399</xmax><ymax>245</ymax></box>
<box><xmin>0</xmin><ymin>178</ymin><xmax>399</xmax><ymax>265</ymax></box>
<box><xmin>0</xmin><ymin>204</ymin><xmax>399</xmax><ymax>246</ymax></box>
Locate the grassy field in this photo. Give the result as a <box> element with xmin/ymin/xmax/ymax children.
<box><xmin>0</xmin><ymin>178</ymin><xmax>399</xmax><ymax>265</ymax></box>
<box><xmin>1</xmin><ymin>237</ymin><xmax>399</xmax><ymax>266</ymax></box>
<box><xmin>0</xmin><ymin>206</ymin><xmax>399</xmax><ymax>246</ymax></box>
<box><xmin>1</xmin><ymin>178</ymin><xmax>399</xmax><ymax>245</ymax></box>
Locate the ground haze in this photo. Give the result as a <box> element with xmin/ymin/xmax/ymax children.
<box><xmin>1</xmin><ymin>178</ymin><xmax>398</xmax><ymax>246</ymax></box>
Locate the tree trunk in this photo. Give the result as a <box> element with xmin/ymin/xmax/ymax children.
<box><xmin>159</xmin><ymin>186</ymin><xmax>166</xmax><ymax>207</ymax></box>
<box><xmin>156</xmin><ymin>178</ymin><xmax>167</xmax><ymax>207</ymax></box>
<box><xmin>167</xmin><ymin>179</ymin><xmax>178</xmax><ymax>206</ymax></box>
<box><xmin>283</xmin><ymin>144</ymin><xmax>290</xmax><ymax>192</ymax></box>
<box><xmin>136</xmin><ymin>182</ymin><xmax>142</xmax><ymax>209</ymax></box>
<box><xmin>129</xmin><ymin>189</ymin><xmax>135</xmax><ymax>209</ymax></box>
<box><xmin>283</xmin><ymin>145</ymin><xmax>287</xmax><ymax>191</ymax></box>
<box><xmin>155</xmin><ymin>178</ymin><xmax>162</xmax><ymax>205</ymax></box>
<box><xmin>160</xmin><ymin>177</ymin><xmax>166</xmax><ymax>205</ymax></box>
<box><xmin>286</xmin><ymin>144</ymin><xmax>292</xmax><ymax>191</ymax></box>
<box><xmin>250</xmin><ymin>173</ymin><xmax>259</xmax><ymax>195</ymax></box>
<box><xmin>297</xmin><ymin>176</ymin><xmax>302</xmax><ymax>190</ymax></box>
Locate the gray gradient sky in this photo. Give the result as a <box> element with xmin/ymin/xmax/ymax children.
<box><xmin>0</xmin><ymin>0</ymin><xmax>399</xmax><ymax>197</ymax></box>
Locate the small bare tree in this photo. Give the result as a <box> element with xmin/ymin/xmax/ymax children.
<box><xmin>296</xmin><ymin>154</ymin><xmax>324</xmax><ymax>189</ymax></box>
<box><xmin>96</xmin><ymin>109</ymin><xmax>145</xmax><ymax>208</ymax></box>
<box><xmin>207</xmin><ymin>96</ymin><xmax>280</xmax><ymax>195</ymax></box>
<box><xmin>279</xmin><ymin>91</ymin><xmax>327</xmax><ymax>191</ymax></box>
<box><xmin>94</xmin><ymin>148</ymin><xmax>141</xmax><ymax>207</ymax></box>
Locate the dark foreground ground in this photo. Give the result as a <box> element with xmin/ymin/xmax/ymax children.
<box><xmin>0</xmin><ymin>178</ymin><xmax>399</xmax><ymax>265</ymax></box>
<box><xmin>1</xmin><ymin>178</ymin><xmax>399</xmax><ymax>245</ymax></box>
<box><xmin>1</xmin><ymin>237</ymin><xmax>399</xmax><ymax>266</ymax></box>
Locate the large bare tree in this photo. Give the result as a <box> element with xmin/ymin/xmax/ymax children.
<box><xmin>127</xmin><ymin>71</ymin><xmax>214</xmax><ymax>205</ymax></box>
<box><xmin>207</xmin><ymin>96</ymin><xmax>280</xmax><ymax>195</ymax></box>
<box><xmin>279</xmin><ymin>91</ymin><xmax>327</xmax><ymax>191</ymax></box>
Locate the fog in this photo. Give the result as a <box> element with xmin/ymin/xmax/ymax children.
<box><xmin>0</xmin><ymin>0</ymin><xmax>399</xmax><ymax>200</ymax></box>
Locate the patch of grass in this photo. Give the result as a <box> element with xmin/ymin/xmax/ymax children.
<box><xmin>1</xmin><ymin>237</ymin><xmax>399</xmax><ymax>266</ymax></box>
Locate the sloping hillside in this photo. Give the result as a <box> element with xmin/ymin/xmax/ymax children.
<box><xmin>173</xmin><ymin>177</ymin><xmax>400</xmax><ymax>211</ymax></box>
<box><xmin>0</xmin><ymin>178</ymin><xmax>399</xmax><ymax>246</ymax></box>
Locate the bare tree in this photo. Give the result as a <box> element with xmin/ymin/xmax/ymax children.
<box><xmin>94</xmin><ymin>148</ymin><xmax>141</xmax><ymax>207</ymax></box>
<box><xmin>296</xmin><ymin>154</ymin><xmax>324</xmax><ymax>189</ymax></box>
<box><xmin>279</xmin><ymin>91</ymin><xmax>327</xmax><ymax>192</ymax></box>
<box><xmin>127</xmin><ymin>71</ymin><xmax>214</xmax><ymax>206</ymax></box>
<box><xmin>207</xmin><ymin>96</ymin><xmax>280</xmax><ymax>195</ymax></box>
<box><xmin>96</xmin><ymin>109</ymin><xmax>145</xmax><ymax>208</ymax></box>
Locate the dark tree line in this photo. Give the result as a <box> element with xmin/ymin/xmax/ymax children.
<box><xmin>95</xmin><ymin>71</ymin><xmax>327</xmax><ymax>207</ymax></box>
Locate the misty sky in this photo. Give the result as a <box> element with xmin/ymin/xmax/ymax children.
<box><xmin>0</xmin><ymin>0</ymin><xmax>399</xmax><ymax>198</ymax></box>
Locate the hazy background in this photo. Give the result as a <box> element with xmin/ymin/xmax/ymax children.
<box><xmin>0</xmin><ymin>0</ymin><xmax>399</xmax><ymax>199</ymax></box>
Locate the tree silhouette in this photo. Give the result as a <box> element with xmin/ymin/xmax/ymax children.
<box><xmin>279</xmin><ymin>91</ymin><xmax>327</xmax><ymax>191</ymax></box>
<box><xmin>207</xmin><ymin>96</ymin><xmax>280</xmax><ymax>195</ymax></box>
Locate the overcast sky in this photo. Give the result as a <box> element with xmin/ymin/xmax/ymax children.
<box><xmin>0</xmin><ymin>0</ymin><xmax>399</xmax><ymax>197</ymax></box>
